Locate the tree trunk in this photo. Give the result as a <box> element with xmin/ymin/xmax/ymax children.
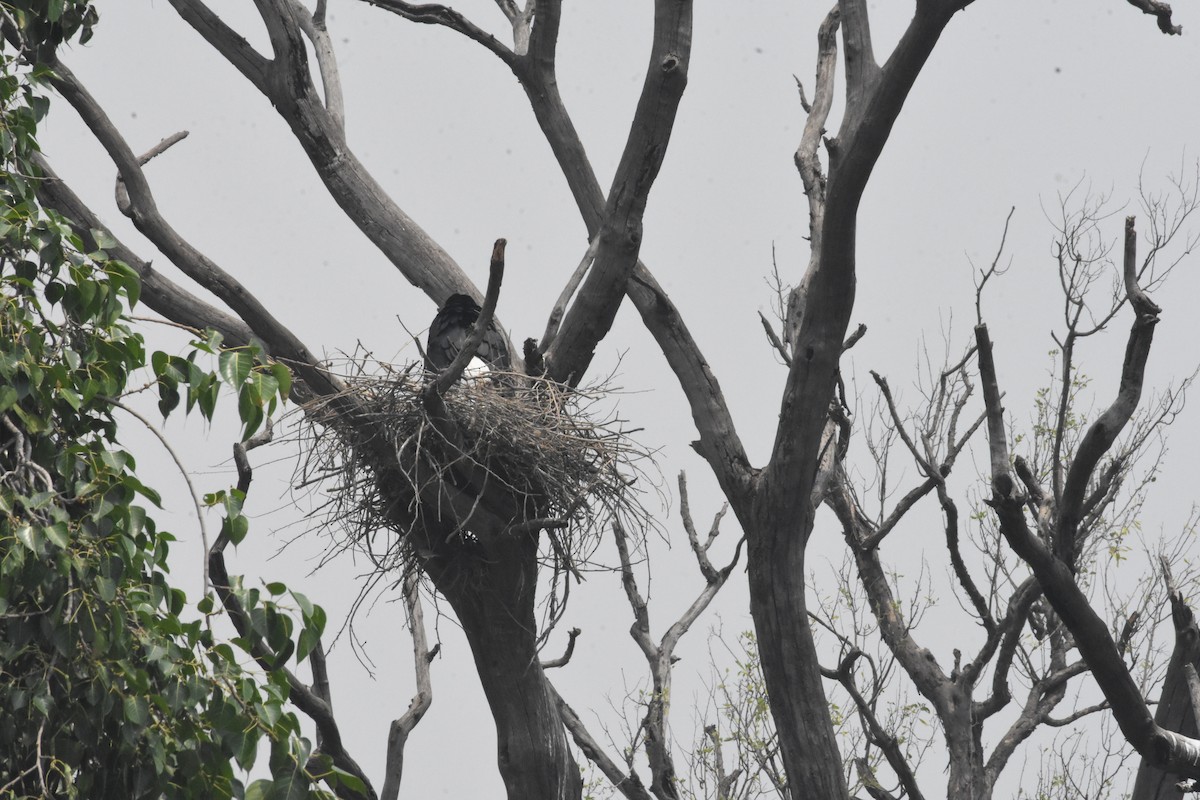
<box><xmin>747</xmin><ymin>497</ymin><xmax>851</xmax><ymax>800</ymax></box>
<box><xmin>944</xmin><ymin>693</ymin><xmax>988</xmax><ymax>800</ymax></box>
<box><xmin>428</xmin><ymin>533</ymin><xmax>583</xmax><ymax>800</ymax></box>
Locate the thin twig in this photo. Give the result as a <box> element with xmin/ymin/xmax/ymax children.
<box><xmin>103</xmin><ymin>397</ymin><xmax>209</xmax><ymax>593</ymax></box>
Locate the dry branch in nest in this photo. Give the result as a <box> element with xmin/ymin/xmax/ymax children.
<box><xmin>297</xmin><ymin>358</ymin><xmax>655</xmax><ymax>578</ymax></box>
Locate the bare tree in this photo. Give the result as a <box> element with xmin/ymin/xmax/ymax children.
<box><xmin>10</xmin><ymin>1</ymin><xmax>1198</xmax><ymax>800</ymax></box>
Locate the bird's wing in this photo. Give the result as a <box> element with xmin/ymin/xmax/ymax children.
<box><xmin>425</xmin><ymin>313</ymin><xmax>468</xmax><ymax>370</ymax></box>
<box><xmin>478</xmin><ymin>326</ymin><xmax>512</xmax><ymax>370</ymax></box>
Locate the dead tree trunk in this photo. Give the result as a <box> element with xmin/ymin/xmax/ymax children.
<box><xmin>427</xmin><ymin>533</ymin><xmax>583</xmax><ymax>800</ymax></box>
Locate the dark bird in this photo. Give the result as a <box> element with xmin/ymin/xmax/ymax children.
<box><xmin>424</xmin><ymin>293</ymin><xmax>511</xmax><ymax>376</ymax></box>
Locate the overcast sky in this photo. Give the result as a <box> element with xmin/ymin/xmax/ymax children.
<box><xmin>38</xmin><ymin>1</ymin><xmax>1200</xmax><ymax>796</ymax></box>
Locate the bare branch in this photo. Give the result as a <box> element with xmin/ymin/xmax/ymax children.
<box><xmin>838</xmin><ymin>0</ymin><xmax>879</xmax><ymax>104</ymax></box>
<box><xmin>483</xmin><ymin>0</ymin><xmax>751</xmax><ymax>504</ymax></box>
<box><xmin>759</xmin><ymin>311</ymin><xmax>793</xmax><ymax>367</ymax></box>
<box><xmin>48</xmin><ymin>57</ymin><xmax>347</xmax><ymax>402</ymax></box>
<box><xmin>794</xmin><ymin>7</ymin><xmax>839</xmax><ymax>239</ymax></box>
<box><xmin>309</xmin><ymin>641</ymin><xmax>332</xmax><ymax>709</ymax></box>
<box><xmin>981</xmin><ymin>326</ymin><xmax>1200</xmax><ymax>782</ymax></box>
<box><xmin>626</xmin><ymin>269</ymin><xmax>754</xmax><ymax>507</ymax></box>
<box><xmin>552</xmin><ymin>686</ymin><xmax>654</xmax><ymax>800</ymax></box>
<box><xmin>381</xmin><ymin>572</ymin><xmax>436</xmax><ymax>800</ymax></box>
<box><xmin>1044</xmin><ymin>701</ymin><xmax>1109</xmax><ymax>727</ymax></box>
<box><xmin>289</xmin><ymin>0</ymin><xmax>346</xmax><ymax>131</ymax></box>
<box><xmin>540</xmin><ymin>238</ymin><xmax>599</xmax><ymax>355</ymax></box>
<box><xmin>1126</xmin><ymin>0</ymin><xmax>1183</xmax><ymax>34</ymax></box>
<box><xmin>975</xmin><ymin>325</ymin><xmax>1017</xmax><ymax>500</ymax></box>
<box><xmin>167</xmin><ymin>0</ymin><xmax>272</xmax><ymax>92</ymax></box>
<box><xmin>541</xmin><ymin>628</ymin><xmax>581</xmax><ymax>670</ymax></box>
<box><xmin>679</xmin><ymin>472</ymin><xmax>732</xmax><ymax>582</ymax></box>
<box><xmin>832</xmin><ymin>651</ymin><xmax>926</xmax><ymax>800</ymax></box>
<box><xmin>102</xmin><ymin>399</ymin><xmax>209</xmax><ymax>594</ymax></box>
<box><xmin>843</xmin><ymin>323</ymin><xmax>867</xmax><ymax>352</ymax></box>
<box><xmin>33</xmin><ymin>155</ymin><xmax>258</xmax><ymax>349</ymax></box>
<box><xmin>115</xmin><ymin>130</ymin><xmax>190</xmax><ymax>214</ymax></box>
<box><xmin>1057</xmin><ymin>218</ymin><xmax>1160</xmax><ymax>565</ymax></box>
<box><xmin>974</xmin><ymin>206</ymin><xmax>1015</xmax><ymax>326</ymax></box>
<box><xmin>940</xmin><ymin>485</ymin><xmax>997</xmax><ymax>638</ymax></box>
<box><xmin>359</xmin><ymin>0</ymin><xmax>517</xmax><ymax>64</ymax></box>
<box><xmin>425</xmin><ymin>240</ymin><xmax>506</xmax><ymax>396</ymax></box>
<box><xmin>612</xmin><ymin>483</ymin><xmax>740</xmax><ymax>799</ymax></box>
<box><xmin>544</xmin><ymin>0</ymin><xmax>693</xmax><ymax>384</ymax></box>
<box><xmin>215</xmin><ymin>436</ymin><xmax>377</xmax><ymax>800</ymax></box>
<box><xmin>171</xmin><ymin>0</ymin><xmax>492</xmax><ymax>324</ymax></box>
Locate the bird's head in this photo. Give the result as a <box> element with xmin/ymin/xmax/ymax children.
<box><xmin>441</xmin><ymin>293</ymin><xmax>482</xmax><ymax>321</ymax></box>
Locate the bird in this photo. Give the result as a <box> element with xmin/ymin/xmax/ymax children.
<box><xmin>424</xmin><ymin>293</ymin><xmax>511</xmax><ymax>377</ymax></box>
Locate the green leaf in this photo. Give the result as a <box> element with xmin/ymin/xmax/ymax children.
<box><xmin>57</xmin><ymin>385</ymin><xmax>81</xmax><ymax>410</ymax></box>
<box><xmin>296</xmin><ymin>628</ymin><xmax>318</xmax><ymax>664</ymax></box>
<box><xmin>252</xmin><ymin>371</ymin><xmax>279</xmax><ymax>405</ymax></box>
<box><xmin>157</xmin><ymin>377</ymin><xmax>180</xmax><ymax>418</ymax></box>
<box><xmin>43</xmin><ymin>521</ymin><xmax>69</xmax><ymax>549</ymax></box>
<box><xmin>270</xmin><ymin>362</ymin><xmax>292</xmax><ymax>400</ymax></box>
<box><xmin>108</xmin><ymin>259</ymin><xmax>141</xmax><ymax>308</ymax></box>
<box><xmin>291</xmin><ymin>591</ymin><xmax>314</xmax><ymax>620</ymax></box>
<box><xmin>308</xmin><ymin>605</ymin><xmax>327</xmax><ymax>637</ymax></box>
<box><xmin>240</xmin><ymin>395</ymin><xmax>264</xmax><ymax>441</ymax></box>
<box><xmin>45</xmin><ymin>279</ymin><xmax>65</xmax><ymax>304</ymax></box>
<box><xmin>124</xmin><ymin>694</ymin><xmax>149</xmax><ymax>727</ymax></box>
<box><xmin>199</xmin><ymin>380</ymin><xmax>219</xmax><ymax>421</ymax></box>
<box><xmin>222</xmin><ymin>513</ymin><xmax>249</xmax><ymax>546</ymax></box>
<box><xmin>245</xmin><ymin>779</ymin><xmax>272</xmax><ymax>800</ymax></box>
<box><xmin>91</xmin><ymin>228</ymin><xmax>118</xmax><ymax>250</ymax></box>
<box><xmin>219</xmin><ymin>349</ymin><xmax>253</xmax><ymax>389</ymax></box>
<box><xmin>329</xmin><ymin>767</ymin><xmax>368</xmax><ymax>795</ymax></box>
<box><xmin>96</xmin><ymin>576</ymin><xmax>117</xmax><ymax>602</ymax></box>
<box><xmin>151</xmin><ymin>350</ymin><xmax>169</xmax><ymax>377</ymax></box>
<box><xmin>15</xmin><ymin>524</ymin><xmax>42</xmax><ymax>554</ymax></box>
<box><xmin>268</xmin><ymin>743</ymin><xmax>310</xmax><ymax>800</ymax></box>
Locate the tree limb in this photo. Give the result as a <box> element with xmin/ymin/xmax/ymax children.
<box><xmin>289</xmin><ymin>0</ymin><xmax>345</xmax><ymax>131</ymax></box>
<box><xmin>359</xmin><ymin>0</ymin><xmax>517</xmax><ymax>64</ymax></box>
<box><xmin>1126</xmin><ymin>0</ymin><xmax>1183</xmax><ymax>34</ymax></box>
<box><xmin>544</xmin><ymin>0</ymin><xmax>693</xmax><ymax>385</ymax></box>
<box><xmin>977</xmin><ymin>321</ymin><xmax>1200</xmax><ymax>782</ymax></box>
<box><xmin>166</xmin><ymin>0</ymin><xmax>272</xmax><ymax>93</ymax></box>
<box><xmin>1057</xmin><ymin>218</ymin><xmax>1160</xmax><ymax>565</ymax></box>
<box><xmin>217</xmin><ymin>435</ymin><xmax>377</xmax><ymax>800</ymax></box>
<box><xmin>540</xmin><ymin>628</ymin><xmax>581</xmax><ymax>670</ymax></box>
<box><xmin>32</xmin><ymin>154</ymin><xmax>259</xmax><ymax>349</ymax></box>
<box><xmin>48</xmin><ymin>57</ymin><xmax>346</xmax><ymax>402</ymax></box>
<box><xmin>381</xmin><ymin>572</ymin><xmax>436</xmax><ymax>800</ymax></box>
<box><xmin>171</xmin><ymin>0</ymin><xmax>493</xmax><ymax>328</ymax></box>
<box><xmin>551</xmin><ymin>685</ymin><xmax>654</xmax><ymax>800</ymax></box>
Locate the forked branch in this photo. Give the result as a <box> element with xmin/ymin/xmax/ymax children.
<box><xmin>381</xmin><ymin>572</ymin><xmax>437</xmax><ymax>800</ymax></box>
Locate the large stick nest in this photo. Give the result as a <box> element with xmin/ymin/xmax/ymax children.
<box><xmin>298</xmin><ymin>360</ymin><xmax>656</xmax><ymax>574</ymax></box>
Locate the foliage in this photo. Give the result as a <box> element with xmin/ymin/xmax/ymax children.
<box><xmin>3</xmin><ymin>0</ymin><xmax>100</xmax><ymax>59</ymax></box>
<box><xmin>0</xmin><ymin>46</ymin><xmax>330</xmax><ymax>799</ymax></box>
